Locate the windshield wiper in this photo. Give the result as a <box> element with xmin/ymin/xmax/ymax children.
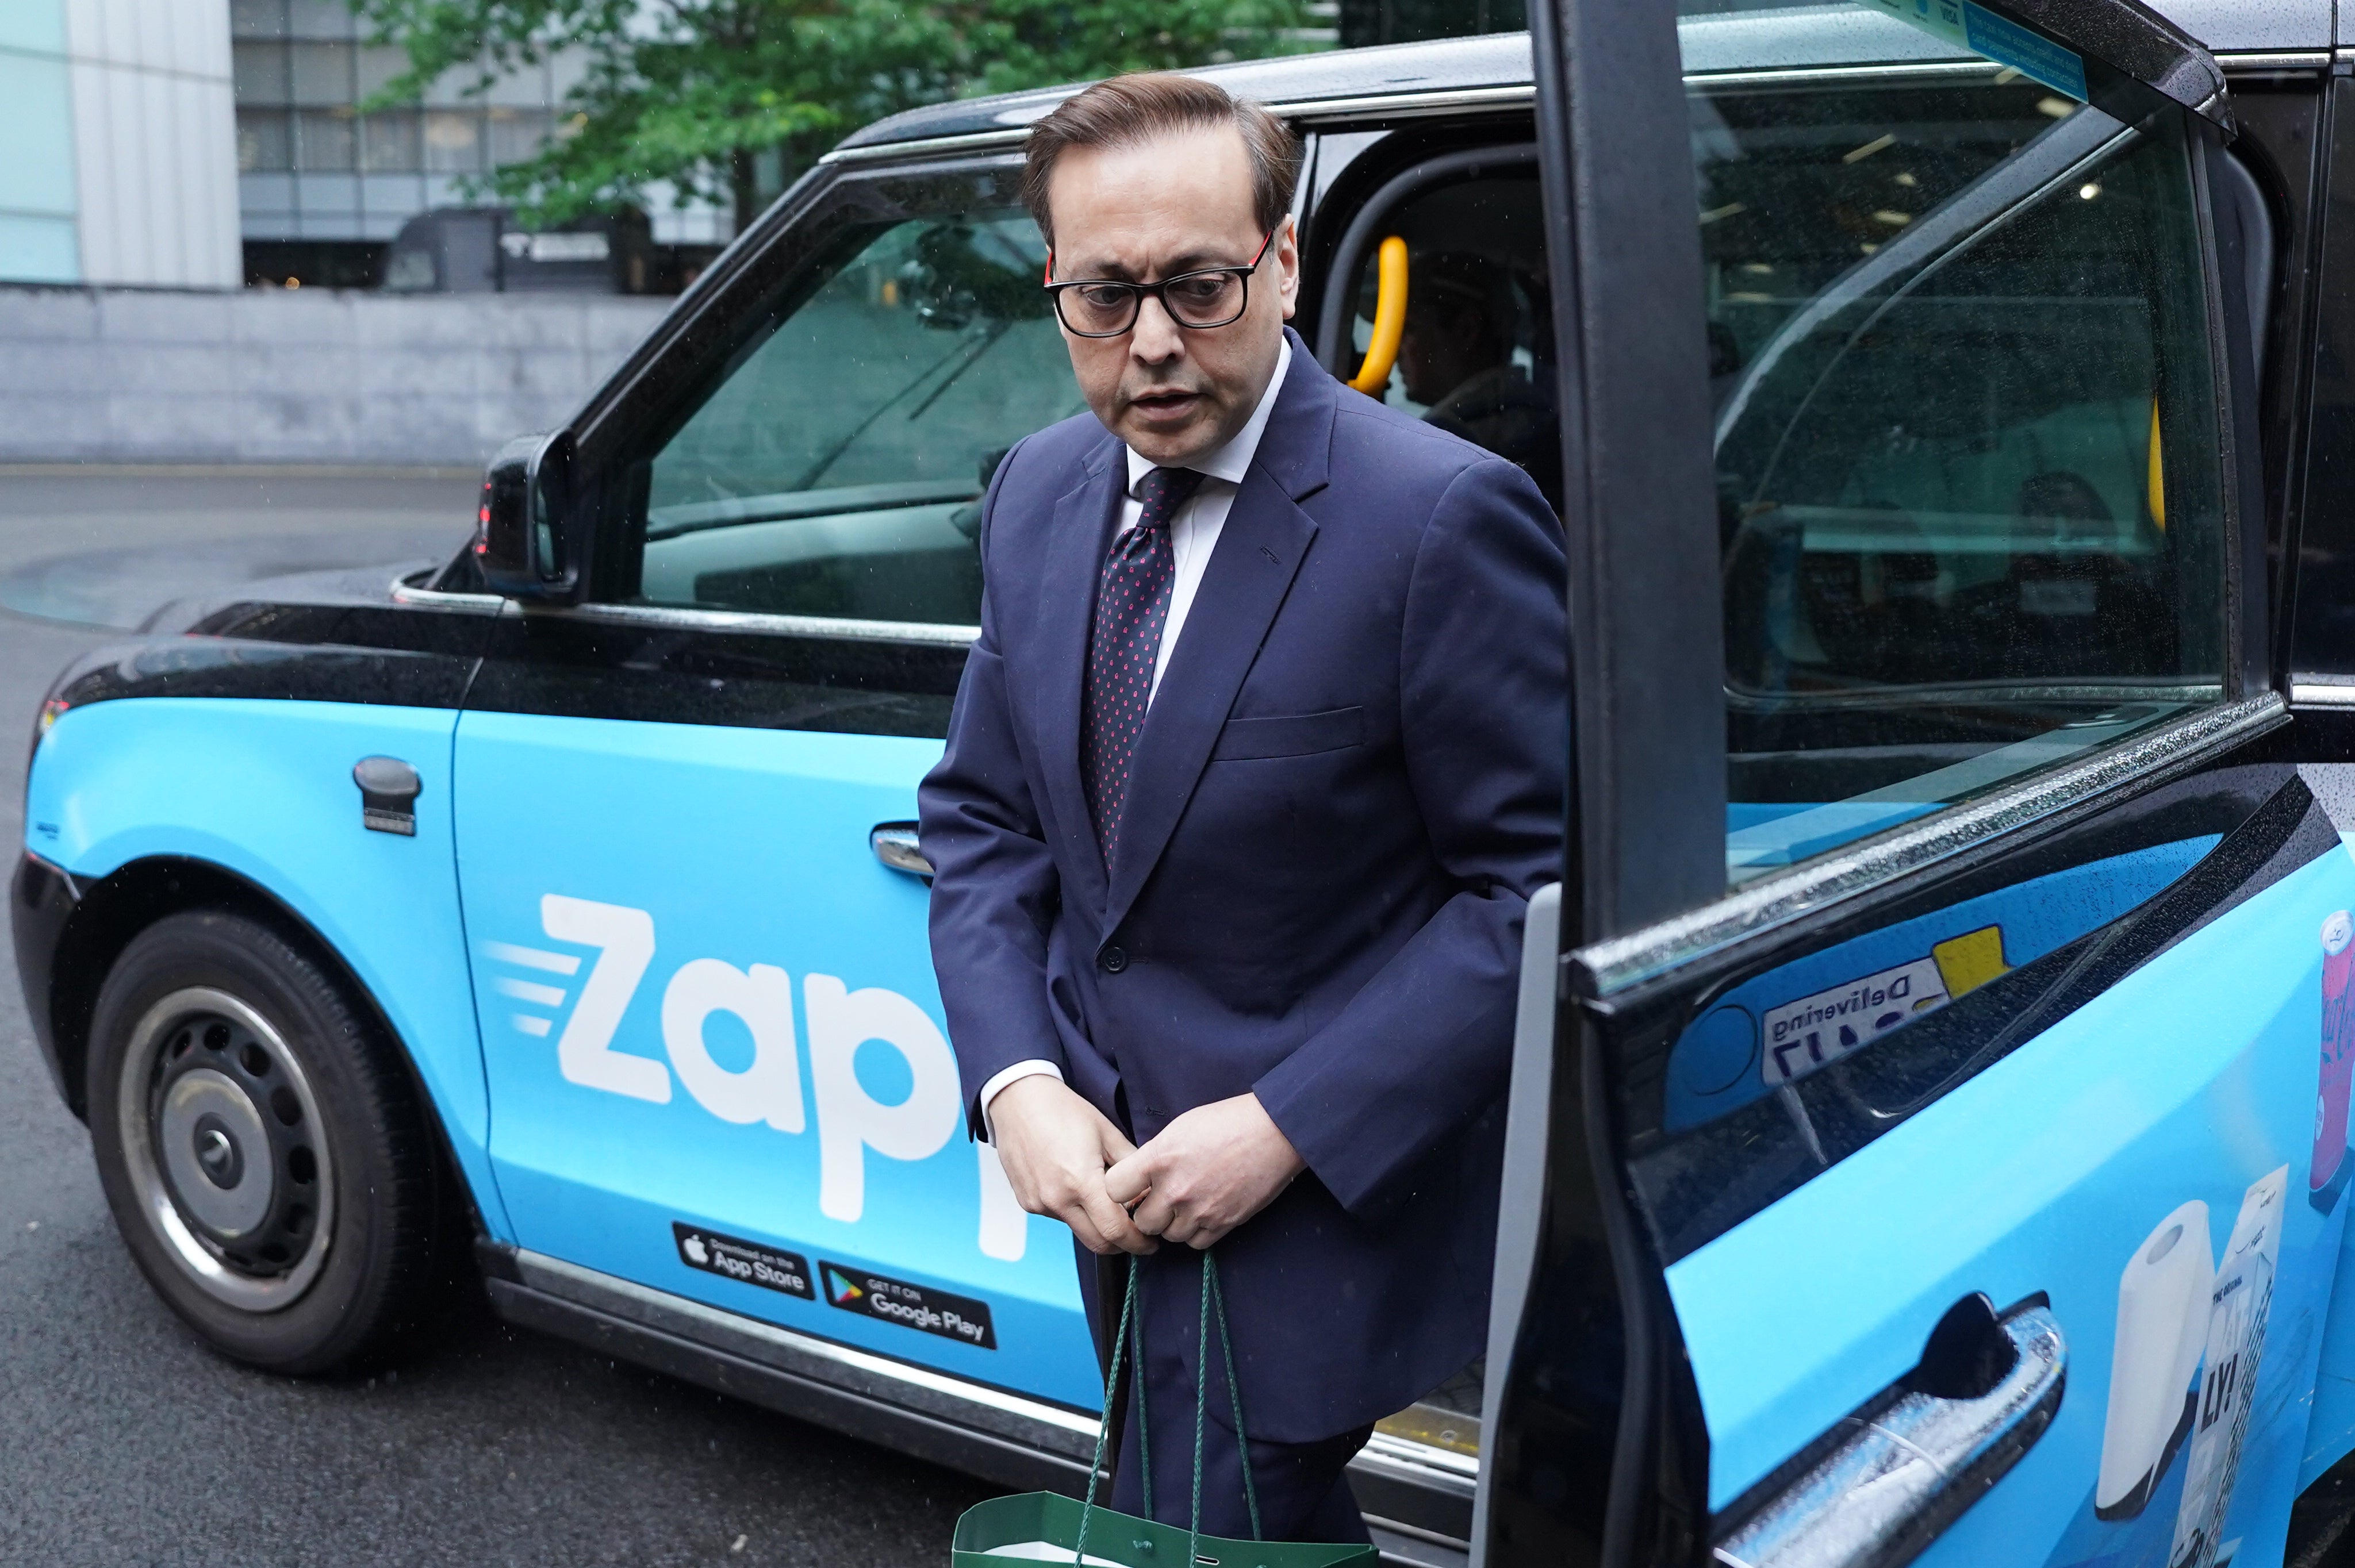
<box><xmin>791</xmin><ymin>320</ymin><xmax>1011</xmax><ymax>493</ymax></box>
<box><xmin>903</xmin><ymin>319</ymin><xmax>1014</xmax><ymax>422</ymax></box>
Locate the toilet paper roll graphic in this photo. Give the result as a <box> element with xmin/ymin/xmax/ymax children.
<box><xmin>2096</xmin><ymin>1199</ymin><xmax>2214</xmax><ymax>1520</ymax></box>
<box><xmin>2170</xmin><ymin>1166</ymin><xmax>2288</xmax><ymax>1568</ymax></box>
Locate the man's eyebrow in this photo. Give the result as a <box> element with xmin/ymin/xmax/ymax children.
<box><xmin>1061</xmin><ymin>249</ymin><xmax>1234</xmax><ymax>282</ymax></box>
<box><xmin>1159</xmin><ymin>251</ymin><xmax>1228</xmax><ymax>274</ymax></box>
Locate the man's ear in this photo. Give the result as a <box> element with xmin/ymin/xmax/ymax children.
<box><xmin>1276</xmin><ymin>215</ymin><xmax>1301</xmax><ymax>320</ymax></box>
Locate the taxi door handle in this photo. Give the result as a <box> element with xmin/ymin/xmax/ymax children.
<box><xmin>1711</xmin><ymin>1296</ymin><xmax>2065</xmax><ymax>1568</ymax></box>
<box><xmin>870</xmin><ymin>823</ymin><xmax>933</xmax><ymax>879</ymax></box>
<box><xmin>353</xmin><ymin>756</ymin><xmax>420</xmax><ymax>836</ymax></box>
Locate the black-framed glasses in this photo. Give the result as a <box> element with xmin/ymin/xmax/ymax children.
<box><xmin>1043</xmin><ymin>229</ymin><xmax>1277</xmax><ymax>337</ymax></box>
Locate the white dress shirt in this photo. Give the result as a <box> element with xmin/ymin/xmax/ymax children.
<box><xmin>977</xmin><ymin>337</ymin><xmax>1295</xmax><ymax>1137</ymax></box>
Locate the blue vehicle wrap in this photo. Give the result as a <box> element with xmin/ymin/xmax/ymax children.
<box><xmin>2309</xmin><ymin>1235</ymin><xmax>2355</xmax><ymax>1486</ymax></box>
<box><xmin>38</xmin><ymin>686</ymin><xmax>2355</xmax><ymax>1530</ymax></box>
<box><xmin>26</xmin><ymin>695</ymin><xmax>513</xmax><ymax>1240</ymax></box>
<box><xmin>449</xmin><ymin>710</ymin><xmax>1098</xmax><ymax>1411</ymax></box>
<box><xmin>20</xmin><ymin>9</ymin><xmax>2355</xmax><ymax>1559</ymax></box>
<box><xmin>1670</xmin><ymin>821</ymin><xmax>2355</xmax><ymax>1568</ymax></box>
<box><xmin>25</xmin><ymin>690</ymin><xmax>1096</xmax><ymax>1408</ymax></box>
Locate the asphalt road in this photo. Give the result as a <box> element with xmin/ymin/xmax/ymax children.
<box><xmin>0</xmin><ymin>470</ymin><xmax>997</xmax><ymax>1565</ymax></box>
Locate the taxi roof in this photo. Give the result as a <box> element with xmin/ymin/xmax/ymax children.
<box><xmin>830</xmin><ymin>0</ymin><xmax>2331</xmax><ymax>158</ymax></box>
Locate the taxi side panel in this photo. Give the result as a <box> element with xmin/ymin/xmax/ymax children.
<box><xmin>1670</xmin><ymin>844</ymin><xmax>2355</xmax><ymax>1568</ymax></box>
<box><xmin>25</xmin><ymin>697</ymin><xmax>511</xmax><ymax>1240</ymax></box>
<box><xmin>449</xmin><ymin>709</ymin><xmax>1099</xmax><ymax>1412</ymax></box>
<box><xmin>2302</xmin><ymin>1219</ymin><xmax>2355</xmax><ymax>1486</ymax></box>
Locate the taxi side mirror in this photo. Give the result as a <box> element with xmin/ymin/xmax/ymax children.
<box><xmin>475</xmin><ymin>429</ymin><xmax>581</xmax><ymax>603</ymax></box>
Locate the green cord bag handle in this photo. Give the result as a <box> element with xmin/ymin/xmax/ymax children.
<box><xmin>950</xmin><ymin>1250</ymin><xmax>1377</xmax><ymax>1568</ymax></box>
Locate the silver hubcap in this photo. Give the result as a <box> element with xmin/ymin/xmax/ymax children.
<box><xmin>197</xmin><ymin>1127</ymin><xmax>236</xmax><ymax>1184</ymax></box>
<box><xmin>117</xmin><ymin>988</ymin><xmax>336</xmax><ymax>1312</ymax></box>
<box><xmin>160</xmin><ymin>1071</ymin><xmax>271</xmax><ymax>1236</ymax></box>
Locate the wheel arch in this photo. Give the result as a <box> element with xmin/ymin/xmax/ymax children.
<box><xmin>48</xmin><ymin>854</ymin><xmax>486</xmax><ymax>1236</ymax></box>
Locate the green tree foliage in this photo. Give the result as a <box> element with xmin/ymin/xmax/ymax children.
<box><xmin>352</xmin><ymin>0</ymin><xmax>1323</xmax><ymax>229</ymax></box>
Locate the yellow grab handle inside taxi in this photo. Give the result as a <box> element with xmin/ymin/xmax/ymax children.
<box><xmin>2147</xmin><ymin>399</ymin><xmax>2166</xmax><ymax>532</ymax></box>
<box><xmin>1349</xmin><ymin>237</ymin><xmax>1410</xmax><ymax>394</ymax></box>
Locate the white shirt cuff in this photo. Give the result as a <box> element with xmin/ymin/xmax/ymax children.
<box><xmin>979</xmin><ymin>1059</ymin><xmax>1065</xmax><ymax>1143</ymax></box>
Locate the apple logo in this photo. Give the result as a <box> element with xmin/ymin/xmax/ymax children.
<box><xmin>682</xmin><ymin>1234</ymin><xmax>709</xmax><ymax>1265</ymax></box>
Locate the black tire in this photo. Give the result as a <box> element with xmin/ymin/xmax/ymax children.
<box><xmin>86</xmin><ymin>909</ymin><xmax>455</xmax><ymax>1374</ymax></box>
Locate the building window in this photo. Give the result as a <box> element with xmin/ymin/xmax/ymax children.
<box><xmin>283</xmin><ymin>0</ymin><xmax>356</xmax><ymax>40</ymax></box>
<box><xmin>360</xmin><ymin>110</ymin><xmax>422</xmax><ymax>172</ymax></box>
<box><xmin>295</xmin><ymin>109</ymin><xmax>356</xmax><ymax>171</ymax></box>
<box><xmin>289</xmin><ymin>41</ymin><xmax>354</xmax><ymax>105</ymax></box>
<box><xmin>230</xmin><ymin>0</ymin><xmax>289</xmax><ymax>39</ymax></box>
<box><xmin>355</xmin><ymin>46</ymin><xmax>412</xmax><ymax>100</ymax></box>
<box><xmin>486</xmin><ymin>109</ymin><xmax>551</xmax><ymax>167</ymax></box>
<box><xmin>237</xmin><ymin>109</ymin><xmax>293</xmax><ymax>172</ymax></box>
<box><xmin>232</xmin><ymin>40</ymin><xmax>289</xmax><ymax>102</ymax></box>
<box><xmin>424</xmin><ymin>110</ymin><xmax>483</xmax><ymax>174</ymax></box>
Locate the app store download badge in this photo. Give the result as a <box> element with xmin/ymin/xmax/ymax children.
<box><xmin>672</xmin><ymin>1222</ymin><xmax>813</xmax><ymax>1300</ymax></box>
<box><xmin>822</xmin><ymin>1260</ymin><xmax>997</xmax><ymax>1348</ymax></box>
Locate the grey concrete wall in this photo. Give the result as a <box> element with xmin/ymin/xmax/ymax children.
<box><xmin>0</xmin><ymin>285</ymin><xmax>676</xmax><ymax>466</ymax></box>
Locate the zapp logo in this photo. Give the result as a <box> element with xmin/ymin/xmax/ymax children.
<box><xmin>483</xmin><ymin>894</ymin><xmax>1031</xmax><ymax>1262</ymax></box>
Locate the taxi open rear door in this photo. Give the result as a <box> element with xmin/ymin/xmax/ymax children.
<box><xmin>1467</xmin><ymin>3</ymin><xmax>2350</xmax><ymax>1567</ymax></box>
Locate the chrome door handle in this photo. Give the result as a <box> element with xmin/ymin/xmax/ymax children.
<box><xmin>870</xmin><ymin>823</ymin><xmax>933</xmax><ymax>878</ymax></box>
<box><xmin>1712</xmin><ymin>1296</ymin><xmax>2065</xmax><ymax>1568</ymax></box>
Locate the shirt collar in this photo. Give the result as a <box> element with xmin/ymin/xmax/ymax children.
<box><xmin>1123</xmin><ymin>335</ymin><xmax>1292</xmax><ymax>497</ymax></box>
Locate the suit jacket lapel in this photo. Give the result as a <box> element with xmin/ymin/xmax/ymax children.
<box><xmin>1102</xmin><ymin>343</ymin><xmax>1337</xmax><ymax>935</ymax></box>
<box><xmin>1035</xmin><ymin>435</ymin><xmax>1125</xmax><ymax>894</ymax></box>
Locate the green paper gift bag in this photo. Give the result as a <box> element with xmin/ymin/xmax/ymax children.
<box><xmin>949</xmin><ymin>1490</ymin><xmax>1375</xmax><ymax>1568</ymax></box>
<box><xmin>952</xmin><ymin>1252</ymin><xmax>1377</xmax><ymax>1568</ymax></box>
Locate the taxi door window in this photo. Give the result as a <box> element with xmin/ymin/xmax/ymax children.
<box><xmin>1704</xmin><ymin>84</ymin><xmax>2228</xmax><ymax>881</ymax></box>
<box><xmin>1321</xmin><ymin>93</ymin><xmax>2226</xmax><ymax>894</ymax></box>
<box><xmin>616</xmin><ymin>170</ymin><xmax>1085</xmax><ymax>625</ymax></box>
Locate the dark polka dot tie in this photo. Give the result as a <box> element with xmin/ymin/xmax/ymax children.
<box><xmin>1083</xmin><ymin>465</ymin><xmax>1206</xmax><ymax>854</ymax></box>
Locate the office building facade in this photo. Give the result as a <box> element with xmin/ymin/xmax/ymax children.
<box><xmin>230</xmin><ymin>0</ymin><xmax>728</xmax><ymax>289</ymax></box>
<box><xmin>0</xmin><ymin>0</ymin><xmax>724</xmax><ymax>291</ymax></box>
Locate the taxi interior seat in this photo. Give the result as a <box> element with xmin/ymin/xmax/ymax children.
<box><xmin>1322</xmin><ymin>164</ymin><xmax>1564</xmax><ymax>517</ymax></box>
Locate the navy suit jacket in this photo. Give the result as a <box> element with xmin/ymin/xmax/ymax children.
<box><xmin>919</xmin><ymin>329</ymin><xmax>1568</xmax><ymax>1440</ymax></box>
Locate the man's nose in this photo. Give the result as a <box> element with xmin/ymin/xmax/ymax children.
<box><xmin>1129</xmin><ymin>292</ymin><xmax>1187</xmax><ymax>364</ymax></box>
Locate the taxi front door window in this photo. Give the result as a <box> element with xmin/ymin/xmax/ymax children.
<box><xmin>623</xmin><ymin>180</ymin><xmax>1086</xmax><ymax>626</ymax></box>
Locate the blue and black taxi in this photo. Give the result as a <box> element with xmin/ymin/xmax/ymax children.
<box><xmin>23</xmin><ymin>3</ymin><xmax>2355</xmax><ymax>1563</ymax></box>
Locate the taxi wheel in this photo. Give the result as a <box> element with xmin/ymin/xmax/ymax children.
<box><xmin>86</xmin><ymin>909</ymin><xmax>450</xmax><ymax>1375</ymax></box>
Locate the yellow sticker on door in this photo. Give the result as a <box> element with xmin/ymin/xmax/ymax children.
<box><xmin>1761</xmin><ymin>925</ymin><xmax>2009</xmax><ymax>1086</ymax></box>
<box><xmin>1932</xmin><ymin>925</ymin><xmax>2011</xmax><ymax>998</ymax></box>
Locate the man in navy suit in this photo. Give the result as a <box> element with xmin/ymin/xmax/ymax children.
<box><xmin>919</xmin><ymin>71</ymin><xmax>1567</xmax><ymax>1543</ymax></box>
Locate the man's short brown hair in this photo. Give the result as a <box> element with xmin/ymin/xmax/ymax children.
<box><xmin>1023</xmin><ymin>73</ymin><xmax>1302</xmax><ymax>252</ymax></box>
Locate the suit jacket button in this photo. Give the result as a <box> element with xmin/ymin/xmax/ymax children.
<box><xmin>1099</xmin><ymin>946</ymin><xmax>1127</xmax><ymax>974</ymax></box>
